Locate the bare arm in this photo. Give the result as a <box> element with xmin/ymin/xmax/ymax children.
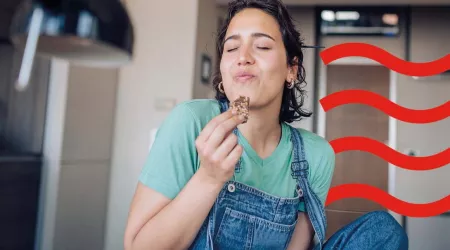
<box><xmin>124</xmin><ymin>169</ymin><xmax>223</xmax><ymax>250</ymax></box>
<box><xmin>287</xmin><ymin>212</ymin><xmax>315</xmax><ymax>250</ymax></box>
<box><xmin>124</xmin><ymin>110</ymin><xmax>245</xmax><ymax>250</ymax></box>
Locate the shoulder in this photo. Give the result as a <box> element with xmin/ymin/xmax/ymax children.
<box><xmin>153</xmin><ymin>99</ymin><xmax>221</xmax><ymax>143</ymax></box>
<box><xmin>177</xmin><ymin>98</ymin><xmax>220</xmax><ymax>111</ymax></box>
<box><xmin>295</xmin><ymin>128</ymin><xmax>334</xmax><ymax>159</ymax></box>
<box><xmin>292</xmin><ymin>127</ymin><xmax>335</xmax><ymax>177</ymax></box>
<box><xmin>168</xmin><ymin>99</ymin><xmax>221</xmax><ymax>126</ymax></box>
<box><xmin>291</xmin><ymin>127</ymin><xmax>335</xmax><ymax>205</ymax></box>
<box><xmin>158</xmin><ymin>99</ymin><xmax>221</xmax><ymax>132</ymax></box>
<box><xmin>141</xmin><ymin>100</ymin><xmax>220</xmax><ymax>199</ymax></box>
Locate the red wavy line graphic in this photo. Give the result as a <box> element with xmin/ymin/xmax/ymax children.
<box><xmin>325</xmin><ymin>184</ymin><xmax>450</xmax><ymax>217</ymax></box>
<box><xmin>320</xmin><ymin>43</ymin><xmax>450</xmax><ymax>77</ymax></box>
<box><xmin>330</xmin><ymin>137</ymin><xmax>450</xmax><ymax>171</ymax></box>
<box><xmin>320</xmin><ymin>90</ymin><xmax>450</xmax><ymax>123</ymax></box>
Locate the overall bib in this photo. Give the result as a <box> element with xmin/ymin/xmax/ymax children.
<box><xmin>189</xmin><ymin>100</ymin><xmax>327</xmax><ymax>250</ymax></box>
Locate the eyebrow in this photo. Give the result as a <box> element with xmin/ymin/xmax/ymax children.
<box><xmin>224</xmin><ymin>32</ymin><xmax>275</xmax><ymax>43</ymax></box>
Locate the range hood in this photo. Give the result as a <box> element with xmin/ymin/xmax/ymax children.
<box><xmin>8</xmin><ymin>0</ymin><xmax>134</xmax><ymax>90</ymax></box>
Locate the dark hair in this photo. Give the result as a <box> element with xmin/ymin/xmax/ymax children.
<box><xmin>213</xmin><ymin>0</ymin><xmax>312</xmax><ymax>123</ymax></box>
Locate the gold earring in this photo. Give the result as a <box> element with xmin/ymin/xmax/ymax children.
<box><xmin>287</xmin><ymin>78</ymin><xmax>300</xmax><ymax>89</ymax></box>
<box><xmin>287</xmin><ymin>79</ymin><xmax>295</xmax><ymax>89</ymax></box>
<box><xmin>218</xmin><ymin>81</ymin><xmax>225</xmax><ymax>93</ymax></box>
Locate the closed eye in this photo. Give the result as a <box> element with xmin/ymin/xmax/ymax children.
<box><xmin>227</xmin><ymin>48</ymin><xmax>238</xmax><ymax>52</ymax></box>
<box><xmin>257</xmin><ymin>47</ymin><xmax>271</xmax><ymax>50</ymax></box>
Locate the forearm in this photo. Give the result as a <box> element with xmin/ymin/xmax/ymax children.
<box><xmin>131</xmin><ymin>168</ymin><xmax>223</xmax><ymax>250</ymax></box>
<box><xmin>287</xmin><ymin>212</ymin><xmax>314</xmax><ymax>250</ymax></box>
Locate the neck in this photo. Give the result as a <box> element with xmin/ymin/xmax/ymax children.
<box><xmin>237</xmin><ymin>101</ymin><xmax>282</xmax><ymax>159</ymax></box>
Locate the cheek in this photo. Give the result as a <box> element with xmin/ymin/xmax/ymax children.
<box><xmin>260</xmin><ymin>53</ymin><xmax>287</xmax><ymax>83</ymax></box>
<box><xmin>220</xmin><ymin>56</ymin><xmax>233</xmax><ymax>80</ymax></box>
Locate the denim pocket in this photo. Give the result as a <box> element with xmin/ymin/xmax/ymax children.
<box><xmin>215</xmin><ymin>207</ymin><xmax>297</xmax><ymax>249</ymax></box>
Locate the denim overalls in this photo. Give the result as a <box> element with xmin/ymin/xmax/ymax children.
<box><xmin>189</xmin><ymin>100</ymin><xmax>327</xmax><ymax>250</ymax></box>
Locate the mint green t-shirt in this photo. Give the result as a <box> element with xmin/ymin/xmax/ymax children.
<box><xmin>139</xmin><ymin>99</ymin><xmax>335</xmax><ymax>211</ymax></box>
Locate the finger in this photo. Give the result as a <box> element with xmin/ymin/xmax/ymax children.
<box><xmin>197</xmin><ymin>110</ymin><xmax>233</xmax><ymax>143</ymax></box>
<box><xmin>205</xmin><ymin>114</ymin><xmax>244</xmax><ymax>150</ymax></box>
<box><xmin>211</xmin><ymin>133</ymin><xmax>238</xmax><ymax>161</ymax></box>
<box><xmin>222</xmin><ymin>144</ymin><xmax>243</xmax><ymax>169</ymax></box>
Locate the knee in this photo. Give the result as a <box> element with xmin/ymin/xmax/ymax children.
<box><xmin>364</xmin><ymin>211</ymin><xmax>408</xmax><ymax>248</ymax></box>
<box><xmin>364</xmin><ymin>211</ymin><xmax>405</xmax><ymax>233</ymax></box>
<box><xmin>364</xmin><ymin>211</ymin><xmax>396</xmax><ymax>224</ymax></box>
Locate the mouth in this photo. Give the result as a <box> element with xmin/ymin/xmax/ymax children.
<box><xmin>234</xmin><ymin>72</ymin><xmax>256</xmax><ymax>82</ymax></box>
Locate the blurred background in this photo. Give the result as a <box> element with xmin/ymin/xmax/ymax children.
<box><xmin>0</xmin><ymin>0</ymin><xmax>449</xmax><ymax>249</ymax></box>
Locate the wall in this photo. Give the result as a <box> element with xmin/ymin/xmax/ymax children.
<box><xmin>395</xmin><ymin>76</ymin><xmax>449</xmax><ymax>202</ymax></box>
<box><xmin>192</xmin><ymin>0</ymin><xmax>218</xmax><ymax>99</ymax></box>
<box><xmin>104</xmin><ymin>0</ymin><xmax>204</xmax><ymax>249</ymax></box>
<box><xmin>395</xmin><ymin>7</ymin><xmax>450</xmax><ymax>212</ymax></box>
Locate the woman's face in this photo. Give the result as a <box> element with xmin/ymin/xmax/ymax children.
<box><xmin>220</xmin><ymin>8</ymin><xmax>296</xmax><ymax>109</ymax></box>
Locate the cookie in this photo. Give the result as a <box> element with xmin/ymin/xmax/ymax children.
<box><xmin>230</xmin><ymin>96</ymin><xmax>250</xmax><ymax>123</ymax></box>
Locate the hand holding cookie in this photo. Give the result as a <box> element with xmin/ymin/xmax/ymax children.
<box><xmin>195</xmin><ymin>96</ymin><xmax>250</xmax><ymax>184</ymax></box>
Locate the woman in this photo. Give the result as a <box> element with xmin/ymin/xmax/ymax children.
<box><xmin>124</xmin><ymin>0</ymin><xmax>408</xmax><ymax>249</ymax></box>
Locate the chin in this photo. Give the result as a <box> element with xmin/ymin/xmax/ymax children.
<box><xmin>228</xmin><ymin>92</ymin><xmax>254</xmax><ymax>103</ymax></box>
<box><xmin>232</xmin><ymin>95</ymin><xmax>262</xmax><ymax>110</ymax></box>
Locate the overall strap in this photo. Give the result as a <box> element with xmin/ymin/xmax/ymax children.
<box><xmin>290</xmin><ymin>126</ymin><xmax>309</xmax><ymax>179</ymax></box>
<box><xmin>289</xmin><ymin>126</ymin><xmax>327</xmax><ymax>250</ymax></box>
<box><xmin>218</xmin><ymin>100</ymin><xmax>241</xmax><ymax>173</ymax></box>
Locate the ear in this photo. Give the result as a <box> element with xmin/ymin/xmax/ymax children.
<box><xmin>286</xmin><ymin>57</ymin><xmax>299</xmax><ymax>82</ymax></box>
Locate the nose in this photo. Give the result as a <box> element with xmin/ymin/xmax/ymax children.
<box><xmin>237</xmin><ymin>45</ymin><xmax>255</xmax><ymax>66</ymax></box>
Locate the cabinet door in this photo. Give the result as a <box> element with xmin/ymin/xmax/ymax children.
<box><xmin>324</xmin><ymin>65</ymin><xmax>390</xmax><ymax>239</ymax></box>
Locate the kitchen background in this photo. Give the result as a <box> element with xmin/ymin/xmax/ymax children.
<box><xmin>0</xmin><ymin>0</ymin><xmax>449</xmax><ymax>249</ymax></box>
